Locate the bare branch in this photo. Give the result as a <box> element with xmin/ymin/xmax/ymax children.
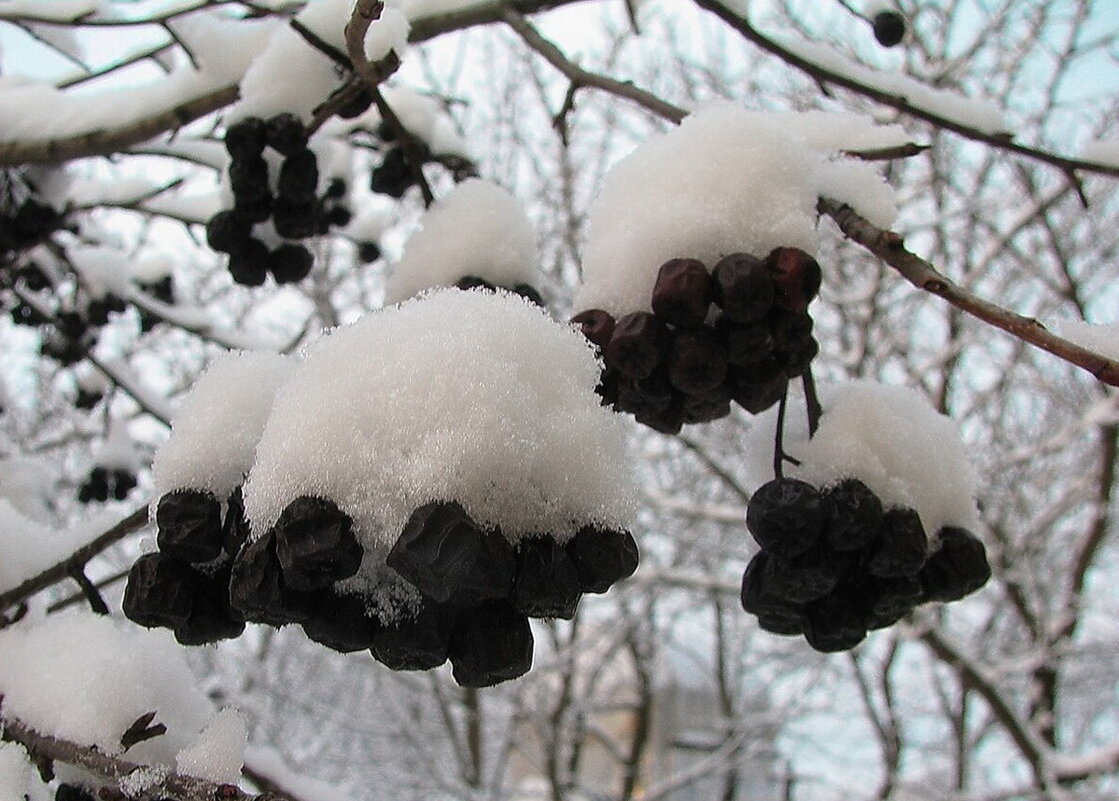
<box><xmin>817</xmin><ymin>197</ymin><xmax>1119</xmax><ymax>387</ymax></box>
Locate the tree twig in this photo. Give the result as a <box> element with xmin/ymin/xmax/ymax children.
<box><xmin>817</xmin><ymin>197</ymin><xmax>1119</xmax><ymax>387</ymax></box>
<box><xmin>0</xmin><ymin>710</ymin><xmax>287</xmax><ymax>801</ymax></box>
<box><xmin>0</xmin><ymin>507</ymin><xmax>149</xmax><ymax>614</ymax></box>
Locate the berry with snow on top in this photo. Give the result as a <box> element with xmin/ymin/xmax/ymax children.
<box><xmin>571</xmin><ymin>309</ymin><xmax>616</xmax><ymax>351</ymax></box>
<box><xmin>370</xmin><ymin>599</ymin><xmax>457</xmax><ymax>671</ymax></box>
<box><xmin>156</xmin><ymin>489</ymin><xmax>224</xmax><ymax>564</ymax></box>
<box><xmin>122</xmin><ymin>552</ymin><xmax>197</xmax><ymax>629</ymax></box>
<box><xmin>823</xmin><ymin>478</ymin><xmax>883</xmax><ymax>551</ymax></box>
<box><xmin>301</xmin><ymin>592</ymin><xmax>380</xmax><ymax>653</ymax></box>
<box><xmin>228</xmin><ymin>531</ymin><xmax>316</xmax><ymax>626</ymax></box>
<box><xmin>264</xmin><ymin>113</ymin><xmax>308</xmax><ymax>156</ymax></box>
<box><xmin>868</xmin><ymin>507</ymin><xmax>928</xmax><ymax>577</ymax></box>
<box><xmin>712</xmin><ymin>253</ymin><xmax>774</xmax><ymax>323</ymax></box>
<box><xmin>651</xmin><ymin>258</ymin><xmax>712</xmax><ymax>328</ymax></box>
<box><xmin>227</xmin><ymin>238</ymin><xmax>270</xmax><ymax>286</ymax></box>
<box><xmin>172</xmin><ymin>563</ymin><xmax>245</xmax><ymax>645</ymax></box>
<box><xmin>273</xmin><ymin>496</ymin><xmax>364</xmax><ymax>591</ymax></box>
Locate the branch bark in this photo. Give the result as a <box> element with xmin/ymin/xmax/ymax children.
<box><xmin>817</xmin><ymin>197</ymin><xmax>1119</xmax><ymax>387</ymax></box>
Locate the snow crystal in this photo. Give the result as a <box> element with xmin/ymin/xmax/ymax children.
<box><xmin>1055</xmin><ymin>318</ymin><xmax>1119</xmax><ymax>362</ymax></box>
<box><xmin>118</xmin><ymin>764</ymin><xmax>169</xmax><ymax>798</ymax></box>
<box><xmin>384</xmin><ymin>179</ymin><xmax>539</xmax><ymax>304</ymax></box>
<box><xmin>576</xmin><ymin>104</ymin><xmax>900</xmax><ymax>316</ymax></box>
<box><xmin>0</xmin><ymin>500</ymin><xmax>84</xmax><ymax>595</ymax></box>
<box><xmin>175</xmin><ymin>708</ymin><xmax>246</xmax><ymax>784</ymax></box>
<box><xmin>748</xmin><ymin>381</ymin><xmax>979</xmax><ymax>535</ymax></box>
<box><xmin>152</xmin><ymin>351</ymin><xmax>295</xmax><ymax>501</ymax></box>
<box><xmin>243</xmin><ymin>289</ymin><xmax>637</xmax><ymax>556</ymax></box>
<box><xmin>0</xmin><ymin>612</ymin><xmax>210</xmax><ymax>761</ymax></box>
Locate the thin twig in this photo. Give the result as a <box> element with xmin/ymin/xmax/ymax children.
<box><xmin>817</xmin><ymin>197</ymin><xmax>1119</xmax><ymax>387</ymax></box>
<box><xmin>0</xmin><ymin>507</ymin><xmax>149</xmax><ymax>614</ymax></box>
<box><xmin>692</xmin><ymin>0</ymin><xmax>1119</xmax><ymax>183</ymax></box>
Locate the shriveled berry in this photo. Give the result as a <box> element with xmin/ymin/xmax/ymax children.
<box><xmin>565</xmin><ymin>525</ymin><xmax>639</xmax><ymax>593</ymax></box>
<box><xmin>712</xmin><ymin>253</ymin><xmax>774</xmax><ymax>322</ymax></box>
<box><xmin>205</xmin><ymin>210</ymin><xmax>252</xmax><ymax>255</ymax></box>
<box><xmin>272</xmin><ymin>199</ymin><xmax>317</xmax><ymax>240</ymax></box>
<box><xmin>716</xmin><ymin>317</ymin><xmax>773</xmax><ymax>365</ymax></box>
<box><xmin>823</xmin><ymin>478</ymin><xmax>883</xmax><ymax>551</ymax></box>
<box><xmin>278</xmin><ymin>148</ymin><xmax>319</xmax><ymax>203</ymax></box>
<box><xmin>224</xmin><ymin>117</ymin><xmax>266</xmax><ymax>161</ymax></box>
<box><xmin>804</xmin><ymin>592</ymin><xmax>868</xmax><ymax>652</ymax></box>
<box><xmin>223</xmin><ymin>486</ymin><xmax>251</xmax><ymax>556</ymax></box>
<box><xmin>448</xmin><ymin>600</ymin><xmax>533</xmax><ymax>687</ymax></box>
<box><xmin>229</xmin><ymin>532</ymin><xmax>316</xmax><ymax>626</ymax></box>
<box><xmin>229</xmin><ymin>156</ymin><xmax>270</xmax><ymax>203</ymax></box>
<box><xmin>605</xmin><ymin>312</ymin><xmax>667</xmax><ymax>379</ymax></box>
<box><xmin>763</xmin><ymin>541</ymin><xmax>844</xmax><ymax>604</ymax></box>
<box><xmin>122</xmin><ymin>552</ymin><xmax>197</xmax><ymax>629</ymax></box>
<box><xmin>513</xmin><ymin>536</ymin><xmax>582</xmax><ymax>619</ymax></box>
<box><xmin>868</xmin><ymin>507</ymin><xmax>928</xmax><ymax>577</ymax></box>
<box><xmin>667</xmin><ymin>327</ymin><xmax>727</xmax><ymax>394</ymax></box>
<box><xmin>746</xmin><ymin>478</ymin><xmax>824</xmax><ymax>559</ymax></box>
<box><xmin>651</xmin><ymin>258</ymin><xmax>711</xmax><ymax>328</ymax></box>
<box><xmin>571</xmin><ymin>309</ymin><xmax>616</xmax><ymax>351</ymax></box>
<box><xmin>512</xmin><ymin>283</ymin><xmax>545</xmax><ymax>307</ymax></box>
<box><xmin>156</xmin><ymin>489</ymin><xmax>224</xmax><ymax>563</ymax></box>
<box><xmin>264</xmin><ymin>113</ymin><xmax>308</xmax><ymax>156</ymax></box>
<box><xmin>726</xmin><ymin>370</ymin><xmax>787</xmax><ymax>415</ymax></box>
<box><xmin>634</xmin><ymin>404</ymin><xmax>685</xmax><ymax>435</ymax></box>
<box><xmin>370</xmin><ymin>600</ymin><xmax>457</xmax><ymax>671</ymax></box>
<box><xmin>863</xmin><ymin>575</ymin><xmax>922</xmax><ymax>629</ymax></box>
<box><xmin>55</xmin><ymin>784</ymin><xmax>96</xmax><ymax>801</ymax></box>
<box><xmin>227</xmin><ymin>238</ymin><xmax>269</xmax><ymax>286</ymax></box>
<box><xmin>740</xmin><ymin>551</ymin><xmax>797</xmax><ymax>616</ymax></box>
<box><xmin>873</xmin><ymin>10</ymin><xmax>906</xmax><ymax>47</ymax></box>
<box><xmin>614</xmin><ymin>367</ymin><xmax>676</xmax><ymax>417</ymax></box>
<box><xmin>454</xmin><ymin>275</ymin><xmax>495</xmax><ymax>292</ymax></box>
<box><xmin>919</xmin><ymin>527</ymin><xmax>990</xmax><ymax>602</ymax></box>
<box><xmin>680</xmin><ymin>384</ymin><xmax>732</xmax><ymax>425</ymax></box>
<box><xmin>274</xmin><ymin>496</ymin><xmax>363</xmax><ymax>590</ymax></box>
<box><xmin>767</xmin><ymin>247</ymin><xmax>821</xmax><ymax>312</ymax></box>
<box><xmin>269</xmin><ymin>243</ymin><xmax>314</xmax><ymax>285</ymax></box>
<box><xmin>386</xmin><ymin>501</ymin><xmax>516</xmax><ymax>605</ymax></box>
<box><xmin>302</xmin><ymin>592</ymin><xmax>380</xmax><ymax>652</ymax></box>
<box><xmin>173</xmin><ymin>563</ymin><xmax>245</xmax><ymax>645</ymax></box>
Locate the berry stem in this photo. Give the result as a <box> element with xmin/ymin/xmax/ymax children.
<box><xmin>802</xmin><ymin>367</ymin><xmax>822</xmax><ymax>438</ymax></box>
<box><xmin>774</xmin><ymin>386</ymin><xmax>788</xmax><ymax>480</ymax></box>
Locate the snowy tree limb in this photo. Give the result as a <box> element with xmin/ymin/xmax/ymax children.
<box><xmin>0</xmin><ymin>709</ymin><xmax>289</xmax><ymax>801</ymax></box>
<box><xmin>693</xmin><ymin>0</ymin><xmax>1119</xmax><ymax>183</ymax></box>
<box><xmin>502</xmin><ymin>9</ymin><xmax>687</xmax><ymax>125</ymax></box>
<box><xmin>0</xmin><ymin>506</ymin><xmax>149</xmax><ymax>616</ymax></box>
<box><xmin>817</xmin><ymin>197</ymin><xmax>1119</xmax><ymax>387</ymax></box>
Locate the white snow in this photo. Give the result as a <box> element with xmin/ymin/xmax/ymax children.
<box><xmin>67</xmin><ymin>243</ymin><xmax>135</xmax><ymax>299</ymax></box>
<box><xmin>779</xmin><ymin>36</ymin><xmax>1008</xmax><ymax>135</ymax></box>
<box><xmin>0</xmin><ymin>612</ymin><xmax>211</xmax><ymax>763</ymax></box>
<box><xmin>93</xmin><ymin>423</ymin><xmax>142</xmax><ymax>471</ymax></box>
<box><xmin>245</xmin><ymin>745</ymin><xmax>354</xmax><ymax>801</ymax></box>
<box><xmin>152</xmin><ymin>351</ymin><xmax>295</xmax><ymax>501</ymax></box>
<box><xmin>0</xmin><ymin>457</ymin><xmax>56</xmax><ymax>521</ymax></box>
<box><xmin>384</xmin><ymin>178</ymin><xmax>539</xmax><ymax>304</ymax></box>
<box><xmin>233</xmin><ymin>25</ymin><xmax>339</xmax><ymax>123</ymax></box>
<box><xmin>378</xmin><ymin>84</ymin><xmax>469</xmax><ymax>156</ymax></box>
<box><xmin>748</xmin><ymin>381</ymin><xmax>980</xmax><ymax>536</ymax></box>
<box><xmin>576</xmin><ymin>104</ymin><xmax>900</xmax><ymax>316</ymax></box>
<box><xmin>118</xmin><ymin>764</ymin><xmax>169</xmax><ymax>798</ymax></box>
<box><xmin>0</xmin><ymin>740</ymin><xmax>34</xmax><ymax>801</ymax></box>
<box><xmin>1056</xmin><ymin>319</ymin><xmax>1119</xmax><ymax>362</ymax></box>
<box><xmin>0</xmin><ymin>17</ymin><xmax>275</xmax><ymax>145</ymax></box>
<box><xmin>175</xmin><ymin>708</ymin><xmax>247</xmax><ymax>784</ymax></box>
<box><xmin>243</xmin><ymin>289</ymin><xmax>637</xmax><ymax>560</ymax></box>
<box><xmin>0</xmin><ymin>500</ymin><xmax>84</xmax><ymax>595</ymax></box>
<box><xmin>1080</xmin><ymin>137</ymin><xmax>1119</xmax><ymax>168</ymax></box>
<box><xmin>0</xmin><ymin>1</ymin><xmax>98</xmax><ymax>22</ymax></box>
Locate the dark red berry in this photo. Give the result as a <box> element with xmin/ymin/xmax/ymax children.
<box><xmin>667</xmin><ymin>326</ymin><xmax>727</xmax><ymax>394</ymax></box>
<box><xmin>274</xmin><ymin>496</ymin><xmax>363</xmax><ymax>591</ymax></box>
<box><xmin>122</xmin><ymin>552</ymin><xmax>198</xmax><ymax>629</ymax></box>
<box><xmin>712</xmin><ymin>253</ymin><xmax>774</xmax><ymax>322</ymax></box>
<box><xmin>571</xmin><ymin>309</ymin><xmax>616</xmax><ymax>351</ymax></box>
<box><xmin>767</xmin><ymin>247</ymin><xmax>821</xmax><ymax>312</ymax></box>
<box><xmin>651</xmin><ymin>258</ymin><xmax>712</xmax><ymax>328</ymax></box>
<box><xmin>605</xmin><ymin>312</ymin><xmax>667</xmax><ymax>379</ymax></box>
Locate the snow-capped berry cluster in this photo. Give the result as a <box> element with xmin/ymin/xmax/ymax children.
<box><xmin>205</xmin><ymin>114</ymin><xmax>351</xmax><ymax>286</ymax></box>
<box><xmin>573</xmin><ymin>248</ymin><xmax>821</xmax><ymax>434</ymax></box>
<box><xmin>740</xmin><ymin>476</ymin><xmax>990</xmax><ymax>651</ymax></box>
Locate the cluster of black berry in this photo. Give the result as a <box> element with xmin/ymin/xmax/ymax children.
<box><xmin>78</xmin><ymin>466</ymin><xmax>136</xmax><ymax>504</ymax></box>
<box><xmin>205</xmin><ymin>114</ymin><xmax>351</xmax><ymax>286</ymax></box>
<box><xmin>572</xmin><ymin>248</ymin><xmax>821</xmax><ymax>434</ymax></box>
<box><xmin>380</xmin><ymin>500</ymin><xmax>638</xmax><ymax>686</ymax></box>
<box><xmin>123</xmin><ymin>488</ymin><xmax>251</xmax><ymax>644</ymax></box>
<box><xmin>740</xmin><ymin>477</ymin><xmax>991</xmax><ymax>652</ymax></box>
<box><xmin>454</xmin><ymin>274</ymin><xmax>544</xmax><ymax>307</ymax></box>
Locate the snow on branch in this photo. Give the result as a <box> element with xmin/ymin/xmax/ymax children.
<box><xmin>0</xmin><ymin>507</ymin><xmax>149</xmax><ymax>616</ymax></box>
<box><xmin>693</xmin><ymin>0</ymin><xmax>1119</xmax><ymax>183</ymax></box>
<box><xmin>0</xmin><ymin>710</ymin><xmax>288</xmax><ymax>801</ymax></box>
<box><xmin>817</xmin><ymin>197</ymin><xmax>1119</xmax><ymax>388</ymax></box>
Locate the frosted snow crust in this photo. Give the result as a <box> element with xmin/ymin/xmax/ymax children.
<box><xmin>175</xmin><ymin>708</ymin><xmax>247</xmax><ymax>784</ymax></box>
<box><xmin>243</xmin><ymin>289</ymin><xmax>637</xmax><ymax>555</ymax></box>
<box><xmin>577</xmin><ymin>104</ymin><xmax>900</xmax><ymax>316</ymax></box>
<box><xmin>781</xmin><ymin>381</ymin><xmax>980</xmax><ymax>536</ymax></box>
<box><xmin>152</xmin><ymin>351</ymin><xmax>294</xmax><ymax>500</ymax></box>
<box><xmin>384</xmin><ymin>179</ymin><xmax>539</xmax><ymax>304</ymax></box>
